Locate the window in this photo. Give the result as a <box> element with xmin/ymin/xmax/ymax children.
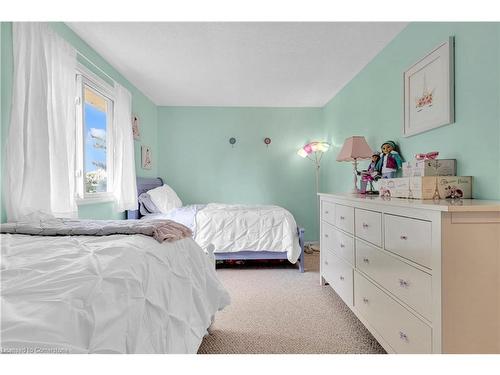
<box><xmin>75</xmin><ymin>65</ymin><xmax>114</xmax><ymax>202</ymax></box>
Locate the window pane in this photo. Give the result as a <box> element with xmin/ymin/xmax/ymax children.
<box><xmin>84</xmin><ymin>86</ymin><xmax>108</xmax><ymax>194</ymax></box>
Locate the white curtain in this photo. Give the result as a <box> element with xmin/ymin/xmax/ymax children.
<box><xmin>112</xmin><ymin>83</ymin><xmax>138</xmax><ymax>212</ymax></box>
<box><xmin>4</xmin><ymin>23</ymin><xmax>77</xmax><ymax>221</ymax></box>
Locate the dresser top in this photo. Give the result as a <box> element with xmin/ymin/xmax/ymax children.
<box><xmin>318</xmin><ymin>193</ymin><xmax>500</xmax><ymax>212</ymax></box>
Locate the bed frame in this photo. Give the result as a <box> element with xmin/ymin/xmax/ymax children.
<box><xmin>127</xmin><ymin>177</ymin><xmax>305</xmax><ymax>273</ymax></box>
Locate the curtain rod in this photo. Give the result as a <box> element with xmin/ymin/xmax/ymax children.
<box><xmin>76</xmin><ymin>50</ymin><xmax>116</xmax><ymax>85</ymax></box>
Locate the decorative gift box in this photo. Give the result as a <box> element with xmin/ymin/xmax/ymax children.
<box><xmin>379</xmin><ymin>176</ymin><xmax>472</xmax><ymax>200</ymax></box>
<box><xmin>402</xmin><ymin>159</ymin><xmax>457</xmax><ymax>177</ymax></box>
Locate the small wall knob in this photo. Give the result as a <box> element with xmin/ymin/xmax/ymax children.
<box><xmin>399</xmin><ymin>331</ymin><xmax>409</xmax><ymax>342</ymax></box>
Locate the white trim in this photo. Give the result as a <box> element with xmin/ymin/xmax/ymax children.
<box><xmin>75</xmin><ymin>66</ymin><xmax>116</xmax><ymax>200</ymax></box>
<box><xmin>76</xmin><ymin>193</ymin><xmax>116</xmax><ymax>206</ymax></box>
<box><xmin>76</xmin><ymin>62</ymin><xmax>115</xmax><ymax>98</ymax></box>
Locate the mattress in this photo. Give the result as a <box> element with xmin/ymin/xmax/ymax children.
<box><xmin>145</xmin><ymin>203</ymin><xmax>301</xmax><ymax>263</ymax></box>
<box><xmin>0</xmin><ymin>233</ymin><xmax>230</xmax><ymax>354</ymax></box>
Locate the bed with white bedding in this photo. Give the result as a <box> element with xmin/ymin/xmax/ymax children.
<box><xmin>0</xmin><ymin>219</ymin><xmax>230</xmax><ymax>354</ymax></box>
<box><xmin>127</xmin><ymin>178</ymin><xmax>305</xmax><ymax>272</ymax></box>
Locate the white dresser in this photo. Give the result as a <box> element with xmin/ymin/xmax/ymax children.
<box><xmin>319</xmin><ymin>193</ymin><xmax>500</xmax><ymax>354</ymax></box>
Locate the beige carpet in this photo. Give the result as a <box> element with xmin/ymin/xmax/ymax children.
<box><xmin>198</xmin><ymin>252</ymin><xmax>385</xmax><ymax>354</ymax></box>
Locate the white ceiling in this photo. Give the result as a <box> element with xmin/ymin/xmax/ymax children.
<box><xmin>67</xmin><ymin>22</ymin><xmax>407</xmax><ymax>107</ymax></box>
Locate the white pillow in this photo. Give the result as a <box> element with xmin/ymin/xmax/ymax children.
<box><xmin>147</xmin><ymin>184</ymin><xmax>182</xmax><ymax>214</ymax></box>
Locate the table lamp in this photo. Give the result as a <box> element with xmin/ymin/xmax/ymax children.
<box><xmin>336</xmin><ymin>136</ymin><xmax>373</xmax><ymax>193</ymax></box>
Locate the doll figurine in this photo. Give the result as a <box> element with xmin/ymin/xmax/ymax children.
<box><xmin>375</xmin><ymin>140</ymin><xmax>403</xmax><ymax>179</ymax></box>
<box><xmin>358</xmin><ymin>153</ymin><xmax>381</xmax><ymax>194</ymax></box>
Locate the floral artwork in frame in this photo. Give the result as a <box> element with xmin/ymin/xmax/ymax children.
<box><xmin>132</xmin><ymin>114</ymin><xmax>140</xmax><ymax>140</ymax></box>
<box><xmin>403</xmin><ymin>37</ymin><xmax>455</xmax><ymax>137</ymax></box>
<box><xmin>141</xmin><ymin>145</ymin><xmax>152</xmax><ymax>170</ymax></box>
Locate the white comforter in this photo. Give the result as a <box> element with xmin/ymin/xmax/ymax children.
<box><xmin>0</xmin><ymin>234</ymin><xmax>230</xmax><ymax>354</ymax></box>
<box><xmin>195</xmin><ymin>204</ymin><xmax>301</xmax><ymax>263</ymax></box>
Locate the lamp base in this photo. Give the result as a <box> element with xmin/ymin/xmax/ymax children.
<box><xmin>352</xmin><ymin>159</ymin><xmax>359</xmax><ymax>194</ymax></box>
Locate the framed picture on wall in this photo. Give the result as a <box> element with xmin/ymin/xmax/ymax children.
<box><xmin>403</xmin><ymin>37</ymin><xmax>455</xmax><ymax>137</ymax></box>
<box><xmin>141</xmin><ymin>145</ymin><xmax>152</xmax><ymax>170</ymax></box>
<box><xmin>132</xmin><ymin>114</ymin><xmax>140</xmax><ymax>140</ymax></box>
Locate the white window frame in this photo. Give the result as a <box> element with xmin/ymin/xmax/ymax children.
<box><xmin>75</xmin><ymin>63</ymin><xmax>115</xmax><ymax>204</ymax></box>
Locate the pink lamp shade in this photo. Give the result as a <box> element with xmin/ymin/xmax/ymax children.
<box><xmin>336</xmin><ymin>136</ymin><xmax>374</xmax><ymax>161</ymax></box>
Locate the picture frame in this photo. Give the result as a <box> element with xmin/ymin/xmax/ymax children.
<box><xmin>141</xmin><ymin>145</ymin><xmax>152</xmax><ymax>170</ymax></box>
<box><xmin>132</xmin><ymin>114</ymin><xmax>140</xmax><ymax>140</ymax></box>
<box><xmin>403</xmin><ymin>37</ymin><xmax>455</xmax><ymax>137</ymax></box>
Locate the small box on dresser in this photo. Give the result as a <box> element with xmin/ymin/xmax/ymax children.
<box><xmin>379</xmin><ymin>176</ymin><xmax>472</xmax><ymax>199</ymax></box>
<box><xmin>402</xmin><ymin>159</ymin><xmax>457</xmax><ymax>177</ymax></box>
<box><xmin>319</xmin><ymin>193</ymin><xmax>500</xmax><ymax>354</ymax></box>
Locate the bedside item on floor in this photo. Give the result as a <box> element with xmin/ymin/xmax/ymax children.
<box><xmin>336</xmin><ymin>136</ymin><xmax>374</xmax><ymax>193</ymax></box>
<box><xmin>297</xmin><ymin>141</ymin><xmax>331</xmax><ymax>193</ymax></box>
<box><xmin>378</xmin><ymin>176</ymin><xmax>472</xmax><ymax>199</ymax></box>
<box><xmin>304</xmin><ymin>243</ymin><xmax>320</xmax><ymax>254</ymax></box>
<box><xmin>358</xmin><ymin>153</ymin><xmax>381</xmax><ymax>194</ymax></box>
<box><xmin>375</xmin><ymin>140</ymin><xmax>403</xmax><ymax>179</ymax></box>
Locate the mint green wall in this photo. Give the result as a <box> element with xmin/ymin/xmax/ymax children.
<box><xmin>157</xmin><ymin>107</ymin><xmax>325</xmax><ymax>241</ymax></box>
<box><xmin>0</xmin><ymin>22</ymin><xmax>158</xmax><ymax>221</ymax></box>
<box><xmin>3</xmin><ymin>21</ymin><xmax>500</xmax><ymax>237</ymax></box>
<box><xmin>321</xmin><ymin>22</ymin><xmax>500</xmax><ymax>200</ymax></box>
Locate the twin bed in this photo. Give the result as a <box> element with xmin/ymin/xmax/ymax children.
<box><xmin>127</xmin><ymin>177</ymin><xmax>305</xmax><ymax>273</ymax></box>
<box><xmin>0</xmin><ymin>177</ymin><xmax>305</xmax><ymax>354</ymax></box>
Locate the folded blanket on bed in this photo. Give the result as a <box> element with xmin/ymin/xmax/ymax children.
<box><xmin>0</xmin><ymin>218</ymin><xmax>192</xmax><ymax>243</ymax></box>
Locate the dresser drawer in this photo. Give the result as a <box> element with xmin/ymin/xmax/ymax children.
<box><xmin>321</xmin><ymin>222</ymin><xmax>334</xmax><ymax>254</ymax></box>
<box><xmin>323</xmin><ymin>223</ymin><xmax>354</xmax><ymax>265</ymax></box>
<box><xmin>321</xmin><ymin>201</ymin><xmax>336</xmax><ymax>225</ymax></box>
<box><xmin>384</xmin><ymin>214</ymin><xmax>432</xmax><ymax>269</ymax></box>
<box><xmin>355</xmin><ymin>208</ymin><xmax>382</xmax><ymax>247</ymax></box>
<box><xmin>356</xmin><ymin>240</ymin><xmax>432</xmax><ymax>321</ymax></box>
<box><xmin>354</xmin><ymin>272</ymin><xmax>432</xmax><ymax>353</ymax></box>
<box><xmin>323</xmin><ymin>250</ymin><xmax>353</xmax><ymax>307</ymax></box>
<box><xmin>335</xmin><ymin>204</ymin><xmax>354</xmax><ymax>234</ymax></box>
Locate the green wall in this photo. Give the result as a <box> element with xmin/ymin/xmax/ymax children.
<box><xmin>157</xmin><ymin>107</ymin><xmax>325</xmax><ymax>241</ymax></box>
<box><xmin>321</xmin><ymin>22</ymin><xmax>500</xmax><ymax>200</ymax></box>
<box><xmin>0</xmin><ymin>22</ymin><xmax>159</xmax><ymax>221</ymax></box>
<box><xmin>2</xmin><ymin>21</ymin><xmax>500</xmax><ymax>241</ymax></box>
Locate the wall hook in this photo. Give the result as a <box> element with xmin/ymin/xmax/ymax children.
<box><xmin>229</xmin><ymin>137</ymin><xmax>237</xmax><ymax>148</ymax></box>
<box><xmin>264</xmin><ymin>137</ymin><xmax>272</xmax><ymax>147</ymax></box>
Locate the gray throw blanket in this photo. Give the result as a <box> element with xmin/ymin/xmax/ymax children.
<box><xmin>0</xmin><ymin>218</ymin><xmax>193</xmax><ymax>243</ymax></box>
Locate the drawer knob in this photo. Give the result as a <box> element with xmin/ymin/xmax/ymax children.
<box><xmin>324</xmin><ymin>261</ymin><xmax>329</xmax><ymax>265</ymax></box>
<box><xmin>399</xmin><ymin>279</ymin><xmax>410</xmax><ymax>288</ymax></box>
<box><xmin>325</xmin><ymin>210</ymin><xmax>329</xmax><ymax>214</ymax></box>
<box><xmin>399</xmin><ymin>331</ymin><xmax>409</xmax><ymax>342</ymax></box>
<box><xmin>400</xmin><ymin>235</ymin><xmax>408</xmax><ymax>240</ymax></box>
<box><xmin>340</xmin><ymin>243</ymin><xmax>345</xmax><ymax>248</ymax></box>
<box><xmin>325</xmin><ymin>234</ymin><xmax>329</xmax><ymax>238</ymax></box>
<box><xmin>339</xmin><ymin>275</ymin><xmax>345</xmax><ymax>281</ymax></box>
<box><xmin>363</xmin><ymin>257</ymin><xmax>370</xmax><ymax>264</ymax></box>
<box><xmin>340</xmin><ymin>216</ymin><xmax>345</xmax><ymax>220</ymax></box>
<box><xmin>362</xmin><ymin>223</ymin><xmax>369</xmax><ymax>228</ymax></box>
<box><xmin>362</xmin><ymin>297</ymin><xmax>369</xmax><ymax>304</ymax></box>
